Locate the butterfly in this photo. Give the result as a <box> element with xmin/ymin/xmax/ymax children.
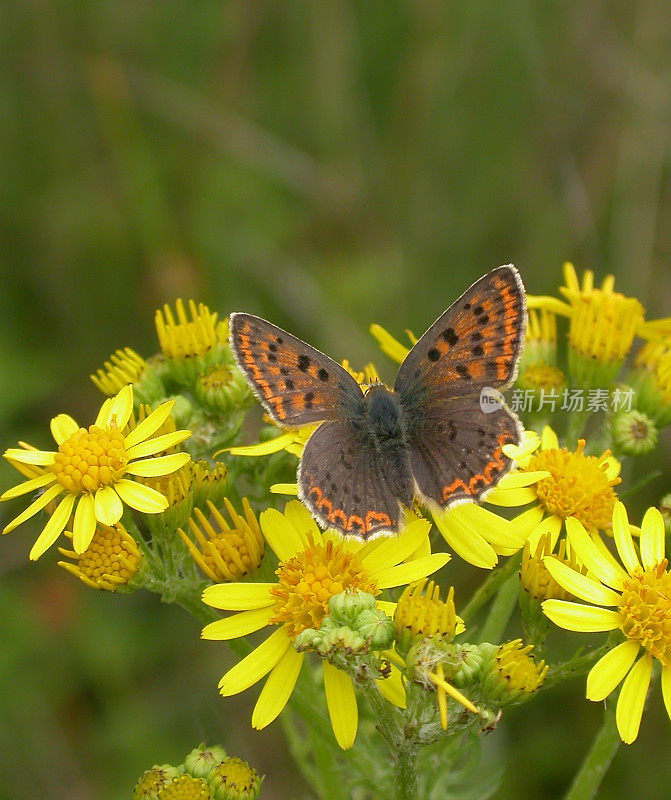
<box><xmin>229</xmin><ymin>265</ymin><xmax>527</xmax><ymax>540</ymax></box>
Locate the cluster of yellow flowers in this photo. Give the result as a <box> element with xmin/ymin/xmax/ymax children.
<box><xmin>2</xmin><ymin>264</ymin><xmax>671</xmax><ymax>786</ymax></box>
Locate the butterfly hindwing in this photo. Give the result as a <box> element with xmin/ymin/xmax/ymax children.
<box><xmin>230</xmin><ymin>313</ymin><xmax>363</xmax><ymax>427</ymax></box>
<box><xmin>407</xmin><ymin>397</ymin><xmax>521</xmax><ymax>508</ymax></box>
<box><xmin>395</xmin><ymin>266</ymin><xmax>526</xmax><ymax>410</ymax></box>
<box><xmin>298</xmin><ymin>419</ymin><xmax>408</xmax><ymax>539</ymax></box>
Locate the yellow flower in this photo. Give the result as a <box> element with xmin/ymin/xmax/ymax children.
<box><xmin>201</xmin><ymin>501</ymin><xmax>449</xmax><ymax>749</ymax></box>
<box><xmin>543</xmin><ymin>502</ymin><xmax>671</xmax><ymax>743</ymax></box>
<box><xmin>179</xmin><ymin>498</ymin><xmax>264</xmax><ymax>582</ymax></box>
<box><xmin>155</xmin><ymin>299</ymin><xmax>228</xmax><ymax>360</ymax></box>
<box><xmin>58</xmin><ymin>522</ymin><xmax>142</xmax><ymax>591</ymax></box>
<box><xmin>1</xmin><ymin>385</ymin><xmax>191</xmax><ymax>560</ymax></box>
<box><xmin>90</xmin><ymin>347</ymin><xmax>147</xmax><ymax>396</ymax></box>
<box><xmin>486</xmin><ymin>426</ymin><xmax>620</xmax><ymax>551</ymax></box>
<box><xmin>528</xmin><ymin>262</ymin><xmax>671</xmax><ymax>342</ymax></box>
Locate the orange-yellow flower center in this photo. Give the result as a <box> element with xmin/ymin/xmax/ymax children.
<box><xmin>72</xmin><ymin>523</ymin><xmax>141</xmax><ymax>589</ymax></box>
<box><xmin>269</xmin><ymin>539</ymin><xmax>378</xmax><ymax>639</ymax></box>
<box><xmin>53</xmin><ymin>425</ymin><xmax>127</xmax><ymax>494</ymax></box>
<box><xmin>618</xmin><ymin>559</ymin><xmax>671</xmax><ymax>666</ymax></box>
<box><xmin>518</xmin><ymin>362</ymin><xmax>566</xmax><ymax>392</ymax></box>
<box><xmin>527</xmin><ymin>440</ymin><xmax>619</xmax><ymax>530</ymax></box>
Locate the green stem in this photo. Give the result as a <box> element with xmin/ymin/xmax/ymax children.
<box><xmin>394</xmin><ymin>745</ymin><xmax>419</xmax><ymax>800</ymax></box>
<box><xmin>460</xmin><ymin>552</ymin><xmax>521</xmax><ymax>626</ymax></box>
<box><xmin>563</xmin><ymin>696</ymin><xmax>620</xmax><ymax>800</ymax></box>
<box><xmin>478</xmin><ymin>570</ymin><xmax>519</xmax><ymax>644</ymax></box>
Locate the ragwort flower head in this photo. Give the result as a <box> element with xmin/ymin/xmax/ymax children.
<box><xmin>1</xmin><ymin>385</ymin><xmax>191</xmax><ymax>560</ymax></box>
<box><xmin>201</xmin><ymin>500</ymin><xmax>449</xmax><ymax>749</ymax></box>
<box><xmin>486</xmin><ymin>426</ymin><xmax>620</xmax><ymax>550</ymax></box>
<box><xmin>543</xmin><ymin>502</ymin><xmax>671</xmax><ymax>743</ymax></box>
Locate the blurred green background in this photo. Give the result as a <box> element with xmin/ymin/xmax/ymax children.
<box><xmin>2</xmin><ymin>2</ymin><xmax>671</xmax><ymax>798</ymax></box>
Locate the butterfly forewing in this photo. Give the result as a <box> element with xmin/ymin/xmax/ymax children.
<box><xmin>298</xmin><ymin>420</ymin><xmax>404</xmax><ymax>539</ymax></box>
<box><xmin>407</xmin><ymin>398</ymin><xmax>521</xmax><ymax>508</ymax></box>
<box><xmin>230</xmin><ymin>313</ymin><xmax>363</xmax><ymax>427</ymax></box>
<box><xmin>394</xmin><ymin>266</ymin><xmax>526</xmax><ymax>410</ymax></box>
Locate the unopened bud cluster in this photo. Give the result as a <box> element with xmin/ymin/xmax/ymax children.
<box><xmin>133</xmin><ymin>745</ymin><xmax>262</xmax><ymax>800</ymax></box>
<box><xmin>293</xmin><ymin>589</ymin><xmax>394</xmax><ymax>669</ymax></box>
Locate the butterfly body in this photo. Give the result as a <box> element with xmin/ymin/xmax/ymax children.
<box><xmin>230</xmin><ymin>265</ymin><xmax>527</xmax><ymax>540</ymax></box>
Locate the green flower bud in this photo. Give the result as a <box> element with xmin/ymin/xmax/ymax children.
<box><xmin>208</xmin><ymin>757</ymin><xmax>262</xmax><ymax>800</ymax></box>
<box><xmin>183</xmin><ymin>745</ymin><xmax>227</xmax><ymax>779</ymax></box>
<box><xmin>158</xmin><ymin>775</ymin><xmax>212</xmax><ymax>799</ymax></box>
<box><xmin>196</xmin><ymin>364</ymin><xmax>254</xmax><ymax>414</ymax></box>
<box><xmin>134</xmin><ymin>765</ymin><xmax>181</xmax><ymax>800</ymax></box>
<box><xmin>611</xmin><ymin>409</ymin><xmax>658</xmax><ymax>456</ymax></box>
<box><xmin>328</xmin><ymin>589</ymin><xmax>376</xmax><ymax>625</ymax></box>
<box><xmin>354</xmin><ymin>609</ymin><xmax>394</xmax><ymax>650</ymax></box>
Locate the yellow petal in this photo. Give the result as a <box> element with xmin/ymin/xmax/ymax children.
<box><xmin>586</xmin><ymin>640</ymin><xmax>640</xmax><ymax>701</ymax></box>
<box><xmin>525</xmin><ymin>295</ymin><xmax>572</xmax><ymax>316</ymax></box>
<box><xmin>541</xmin><ymin>426</ymin><xmax>559</xmax><ymax>450</ymax></box>
<box><xmin>616</xmin><ymin>653</ymin><xmax>653</xmax><ymax>744</ymax></box>
<box><xmin>98</xmin><ymin>384</ymin><xmax>133</xmax><ymax>429</ymax></box>
<box><xmin>282</xmin><ymin>500</ymin><xmax>320</xmax><ymax>546</ymax></box>
<box><xmin>374</xmin><ymin>553</ymin><xmax>451</xmax><ymax>589</ymax></box>
<box><xmin>510</xmin><ymin>505</ymin><xmax>545</xmax><ymax>537</ymax></box>
<box><xmin>72</xmin><ymin>492</ymin><xmax>96</xmax><ymax>553</ymax></box>
<box><xmin>229</xmin><ymin>434</ymin><xmax>299</xmax><ymax>457</ymax></box>
<box><xmin>640</xmin><ymin>507</ymin><xmax>665</xmax><ymax>570</ymax></box>
<box><xmin>3</xmin><ymin>448</ymin><xmax>56</xmax><ymax>466</ymax></box>
<box><xmin>125</xmin><ymin>430</ymin><xmax>191</xmax><ymax>460</ymax></box>
<box><xmin>29</xmin><ymin>493</ymin><xmax>75</xmax><ymax>560</ymax></box>
<box><xmin>544</xmin><ymin>557</ymin><xmax>621</xmax><ymax>606</ymax></box>
<box><xmin>94</xmin><ymin>485</ymin><xmax>124</xmax><ymax>524</ymax></box>
<box><xmin>202</xmin><ymin>607</ymin><xmax>275</xmax><ymax>640</ymax></box>
<box><xmin>375</xmin><ymin>600</ymin><xmax>397</xmax><ymax>618</ymax></box>
<box><xmin>502</xmin><ymin>429</ymin><xmax>540</xmax><ymax>462</ymax></box>
<box><xmin>2</xmin><ymin>483</ymin><xmax>64</xmax><ymax>534</ymax></box>
<box><xmin>113</xmin><ymin>479</ymin><xmax>168</xmax><ymax>513</ymax></box>
<box><xmin>203</xmin><ymin>582</ymin><xmax>276</xmax><ymax>611</ymax></box>
<box><xmin>0</xmin><ymin>472</ymin><xmax>57</xmax><ymax>501</ymax></box>
<box><xmin>452</xmin><ymin>504</ymin><xmax>524</xmax><ymax>550</ymax></box>
<box><xmin>612</xmin><ymin>502</ymin><xmax>640</xmax><ymax>574</ymax></box>
<box><xmin>126</xmin><ymin>452</ymin><xmax>191</xmax><ymax>477</ymax></box>
<box><xmin>377</xmin><ymin>666</ymin><xmax>406</xmax><ymax>709</ymax></box>
<box><xmin>565</xmin><ymin>517</ymin><xmax>627</xmax><ymax>590</ymax></box>
<box><xmin>496</xmin><ymin>470</ymin><xmax>550</xmax><ymax>489</ymax></box>
<box><xmin>484</xmin><ymin>486</ymin><xmax>537</xmax><ymax>507</ymax></box>
<box><xmin>433</xmin><ymin>509</ymin><xmax>497</xmax><ymax>569</ymax></box>
<box><xmin>252</xmin><ymin>646</ymin><xmax>303</xmax><ymax>730</ymax></box>
<box><xmin>260</xmin><ymin>508</ymin><xmax>309</xmax><ymax>562</ymax></box>
<box><xmin>218</xmin><ymin>628</ymin><xmax>291</xmax><ymax>695</ymax></box>
<box><xmin>322</xmin><ymin>661</ymin><xmax>358</xmax><ymax>749</ymax></box>
<box><xmin>270</xmin><ymin>483</ymin><xmax>299</xmax><ymax>495</ymax></box>
<box><xmin>661</xmin><ymin>665</ymin><xmax>671</xmax><ymax>723</ymax></box>
<box><xmin>527</xmin><ymin>514</ymin><xmax>562</xmax><ymax>552</ymax></box>
<box><xmin>361</xmin><ymin>519</ymin><xmax>431</xmax><ymax>573</ymax></box>
<box><xmin>124</xmin><ymin>399</ymin><xmax>176</xmax><ymax>449</ymax></box>
<box><xmin>50</xmin><ymin>414</ymin><xmax>79</xmax><ymax>445</ymax></box>
<box><xmin>563</xmin><ymin>261</ymin><xmax>580</xmax><ymax>292</ymax></box>
<box><xmin>369</xmin><ymin>323</ymin><xmax>409</xmax><ymax>364</ymax></box>
<box><xmin>542</xmin><ymin>600</ymin><xmax>622</xmax><ymax>632</ymax></box>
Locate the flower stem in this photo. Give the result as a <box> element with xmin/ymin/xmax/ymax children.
<box><xmin>394</xmin><ymin>745</ymin><xmax>419</xmax><ymax>800</ymax></box>
<box><xmin>460</xmin><ymin>552</ymin><xmax>521</xmax><ymax>625</ymax></box>
<box><xmin>563</xmin><ymin>696</ymin><xmax>620</xmax><ymax>800</ymax></box>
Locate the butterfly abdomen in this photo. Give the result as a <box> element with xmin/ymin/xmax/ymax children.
<box><xmin>364</xmin><ymin>386</ymin><xmax>414</xmax><ymax>508</ymax></box>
